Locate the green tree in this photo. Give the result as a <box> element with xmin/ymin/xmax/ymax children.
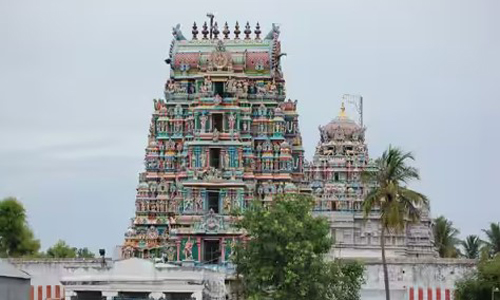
<box><xmin>455</xmin><ymin>255</ymin><xmax>500</xmax><ymax>299</ymax></box>
<box><xmin>76</xmin><ymin>247</ymin><xmax>95</xmax><ymax>259</ymax></box>
<box><xmin>461</xmin><ymin>235</ymin><xmax>482</xmax><ymax>259</ymax></box>
<box><xmin>46</xmin><ymin>240</ymin><xmax>77</xmax><ymax>258</ymax></box>
<box><xmin>234</xmin><ymin>194</ymin><xmax>365</xmax><ymax>300</ymax></box>
<box><xmin>483</xmin><ymin>222</ymin><xmax>500</xmax><ymax>256</ymax></box>
<box><xmin>362</xmin><ymin>146</ymin><xmax>429</xmax><ymax>300</ymax></box>
<box><xmin>433</xmin><ymin>216</ymin><xmax>460</xmax><ymax>258</ymax></box>
<box><xmin>0</xmin><ymin>197</ymin><xmax>40</xmax><ymax>257</ymax></box>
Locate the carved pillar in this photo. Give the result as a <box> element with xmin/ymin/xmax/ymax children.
<box><xmin>206</xmin><ymin>148</ymin><xmax>209</xmax><ymax>168</ymax></box>
<box><xmin>197</xmin><ymin>237</ymin><xmax>202</xmax><ymax>262</ymax></box>
<box><xmin>188</xmin><ymin>148</ymin><xmax>192</xmax><ymax>169</ymax></box>
<box><xmin>176</xmin><ymin>239</ymin><xmax>181</xmax><ymax>262</ymax></box>
<box><xmin>221</xmin><ymin>237</ymin><xmax>226</xmax><ymax>262</ymax></box>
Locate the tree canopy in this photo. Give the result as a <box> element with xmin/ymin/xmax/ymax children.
<box><xmin>0</xmin><ymin>197</ymin><xmax>40</xmax><ymax>257</ymax></box>
<box><xmin>483</xmin><ymin>222</ymin><xmax>500</xmax><ymax>256</ymax></box>
<box><xmin>45</xmin><ymin>240</ymin><xmax>95</xmax><ymax>259</ymax></box>
<box><xmin>461</xmin><ymin>235</ymin><xmax>482</xmax><ymax>259</ymax></box>
<box><xmin>234</xmin><ymin>194</ymin><xmax>364</xmax><ymax>300</ymax></box>
<box><xmin>455</xmin><ymin>255</ymin><xmax>500</xmax><ymax>300</ymax></box>
<box><xmin>433</xmin><ymin>216</ymin><xmax>460</xmax><ymax>258</ymax></box>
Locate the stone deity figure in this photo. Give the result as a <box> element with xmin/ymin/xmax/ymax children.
<box><xmin>183</xmin><ymin>197</ymin><xmax>193</xmax><ymax>211</ymax></box>
<box><xmin>224</xmin><ymin>152</ymin><xmax>230</xmax><ymax>169</ymax></box>
<box><xmin>183</xmin><ymin>238</ymin><xmax>194</xmax><ymax>260</ymax></box>
<box><xmin>200</xmin><ymin>153</ymin><xmax>206</xmax><ymax>169</ymax></box>
<box><xmin>213</xmin><ymin>128</ymin><xmax>220</xmax><ymax>142</ymax></box>
<box><xmin>243</xmin><ymin>80</ymin><xmax>249</xmax><ymax>94</ymax></box>
<box><xmin>165</xmin><ymin>79</ymin><xmax>175</xmax><ymax>93</ymax></box>
<box><xmin>229</xmin><ymin>239</ymin><xmax>237</xmax><ymax>258</ymax></box>
<box><xmin>200</xmin><ymin>114</ymin><xmax>208</xmax><ymax>133</ymax></box>
<box><xmin>147</xmin><ymin>226</ymin><xmax>158</xmax><ymax>239</ymax></box>
<box><xmin>201</xmin><ymin>76</ymin><xmax>212</xmax><ymax>93</ymax></box>
<box><xmin>195</xmin><ymin>194</ymin><xmax>203</xmax><ymax>211</ymax></box>
<box><xmin>228</xmin><ymin>113</ymin><xmax>236</xmax><ymax>132</ymax></box>
<box><xmin>226</xmin><ymin>77</ymin><xmax>236</xmax><ymax>94</ymax></box>
<box><xmin>223</xmin><ymin>194</ymin><xmax>232</xmax><ymax>212</ymax></box>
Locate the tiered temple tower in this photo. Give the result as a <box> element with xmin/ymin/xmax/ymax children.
<box><xmin>305</xmin><ymin>103</ymin><xmax>436</xmax><ymax>258</ymax></box>
<box><xmin>122</xmin><ymin>20</ymin><xmax>304</xmax><ymax>265</ymax></box>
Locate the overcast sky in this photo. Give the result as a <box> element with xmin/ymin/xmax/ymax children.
<box><xmin>1</xmin><ymin>0</ymin><xmax>499</xmax><ymax>254</ymax></box>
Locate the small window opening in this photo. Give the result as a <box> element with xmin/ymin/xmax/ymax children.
<box><xmin>203</xmin><ymin>239</ymin><xmax>221</xmax><ymax>264</ymax></box>
<box><xmin>213</xmin><ymin>114</ymin><xmax>223</xmax><ymax>132</ymax></box>
<box><xmin>209</xmin><ymin>148</ymin><xmax>221</xmax><ymax>169</ymax></box>
<box><xmin>214</xmin><ymin>82</ymin><xmax>224</xmax><ymax>96</ymax></box>
<box><xmin>208</xmin><ymin>191</ymin><xmax>220</xmax><ymax>213</ymax></box>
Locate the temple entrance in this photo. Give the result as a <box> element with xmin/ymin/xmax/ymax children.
<box><xmin>203</xmin><ymin>239</ymin><xmax>221</xmax><ymax>264</ymax></box>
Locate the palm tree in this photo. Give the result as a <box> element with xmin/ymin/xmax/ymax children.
<box><xmin>482</xmin><ymin>222</ymin><xmax>500</xmax><ymax>256</ymax></box>
<box><xmin>433</xmin><ymin>216</ymin><xmax>460</xmax><ymax>258</ymax></box>
<box><xmin>363</xmin><ymin>146</ymin><xmax>429</xmax><ymax>300</ymax></box>
<box><xmin>460</xmin><ymin>235</ymin><xmax>482</xmax><ymax>259</ymax></box>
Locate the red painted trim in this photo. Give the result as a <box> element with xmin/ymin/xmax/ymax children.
<box><xmin>55</xmin><ymin>285</ymin><xmax>61</xmax><ymax>298</ymax></box>
<box><xmin>436</xmin><ymin>288</ymin><xmax>442</xmax><ymax>300</ymax></box>
<box><xmin>428</xmin><ymin>288</ymin><xmax>433</xmax><ymax>300</ymax></box>
<box><xmin>37</xmin><ymin>286</ymin><xmax>43</xmax><ymax>300</ymax></box>
<box><xmin>418</xmin><ymin>287</ymin><xmax>423</xmax><ymax>300</ymax></box>
<box><xmin>46</xmin><ymin>285</ymin><xmax>52</xmax><ymax>298</ymax></box>
<box><xmin>445</xmin><ymin>289</ymin><xmax>450</xmax><ymax>300</ymax></box>
<box><xmin>30</xmin><ymin>286</ymin><xmax>34</xmax><ymax>300</ymax></box>
<box><xmin>409</xmin><ymin>287</ymin><xmax>414</xmax><ymax>300</ymax></box>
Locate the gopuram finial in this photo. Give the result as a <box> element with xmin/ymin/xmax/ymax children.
<box><xmin>244</xmin><ymin>22</ymin><xmax>251</xmax><ymax>40</ymax></box>
<box><xmin>213</xmin><ymin>22</ymin><xmax>220</xmax><ymax>39</ymax></box>
<box><xmin>192</xmin><ymin>22</ymin><xmax>198</xmax><ymax>40</ymax></box>
<box><xmin>202</xmin><ymin>21</ymin><xmax>209</xmax><ymax>39</ymax></box>
<box><xmin>339</xmin><ymin>102</ymin><xmax>346</xmax><ymax>118</ymax></box>
<box><xmin>223</xmin><ymin>22</ymin><xmax>230</xmax><ymax>39</ymax></box>
<box><xmin>254</xmin><ymin>22</ymin><xmax>261</xmax><ymax>40</ymax></box>
<box><xmin>234</xmin><ymin>22</ymin><xmax>241</xmax><ymax>39</ymax></box>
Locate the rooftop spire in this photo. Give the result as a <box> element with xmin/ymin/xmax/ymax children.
<box><xmin>339</xmin><ymin>102</ymin><xmax>346</xmax><ymax>118</ymax></box>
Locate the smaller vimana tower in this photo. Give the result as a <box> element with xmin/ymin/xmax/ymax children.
<box><xmin>122</xmin><ymin>19</ymin><xmax>305</xmax><ymax>265</ymax></box>
<box><xmin>304</xmin><ymin>102</ymin><xmax>436</xmax><ymax>258</ymax></box>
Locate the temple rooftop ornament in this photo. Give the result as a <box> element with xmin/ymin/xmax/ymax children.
<box><xmin>339</xmin><ymin>101</ymin><xmax>347</xmax><ymax>118</ymax></box>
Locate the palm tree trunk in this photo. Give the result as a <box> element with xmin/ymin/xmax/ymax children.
<box><xmin>381</xmin><ymin>226</ymin><xmax>391</xmax><ymax>300</ymax></box>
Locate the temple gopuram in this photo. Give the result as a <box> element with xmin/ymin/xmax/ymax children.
<box><xmin>122</xmin><ymin>20</ymin><xmax>305</xmax><ymax>264</ymax></box>
<box><xmin>305</xmin><ymin>103</ymin><xmax>436</xmax><ymax>258</ymax></box>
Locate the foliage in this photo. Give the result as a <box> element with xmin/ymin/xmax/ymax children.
<box><xmin>234</xmin><ymin>194</ymin><xmax>365</xmax><ymax>300</ymax></box>
<box><xmin>483</xmin><ymin>222</ymin><xmax>500</xmax><ymax>256</ymax></box>
<box><xmin>46</xmin><ymin>240</ymin><xmax>77</xmax><ymax>258</ymax></box>
<box><xmin>461</xmin><ymin>235</ymin><xmax>483</xmax><ymax>259</ymax></box>
<box><xmin>362</xmin><ymin>146</ymin><xmax>428</xmax><ymax>300</ymax></box>
<box><xmin>433</xmin><ymin>216</ymin><xmax>460</xmax><ymax>258</ymax></box>
<box><xmin>0</xmin><ymin>197</ymin><xmax>40</xmax><ymax>257</ymax></box>
<box><xmin>362</xmin><ymin>146</ymin><xmax>429</xmax><ymax>231</ymax></box>
<box><xmin>39</xmin><ymin>241</ymin><xmax>96</xmax><ymax>259</ymax></box>
<box><xmin>455</xmin><ymin>255</ymin><xmax>500</xmax><ymax>300</ymax></box>
<box><xmin>76</xmin><ymin>247</ymin><xmax>96</xmax><ymax>258</ymax></box>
